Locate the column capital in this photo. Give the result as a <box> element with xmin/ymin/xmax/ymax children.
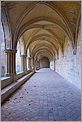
<box><xmin>5</xmin><ymin>49</ymin><xmax>17</xmax><ymax>54</ymax></box>
<box><xmin>27</xmin><ymin>56</ymin><xmax>31</xmax><ymax>59</ymax></box>
<box><xmin>21</xmin><ymin>54</ymin><xmax>27</xmax><ymax>58</ymax></box>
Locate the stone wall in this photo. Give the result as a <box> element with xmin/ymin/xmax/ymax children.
<box><xmin>40</xmin><ymin>57</ymin><xmax>50</xmax><ymax>68</ymax></box>
<box><xmin>55</xmin><ymin>32</ymin><xmax>81</xmax><ymax>89</ymax></box>
<box><xmin>50</xmin><ymin>60</ymin><xmax>55</xmax><ymax>70</ymax></box>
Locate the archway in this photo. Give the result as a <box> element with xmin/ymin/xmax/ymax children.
<box><xmin>40</xmin><ymin>57</ymin><xmax>50</xmax><ymax>68</ymax></box>
<box><xmin>0</xmin><ymin>23</ymin><xmax>7</xmax><ymax>77</ymax></box>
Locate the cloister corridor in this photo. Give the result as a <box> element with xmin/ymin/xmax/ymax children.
<box><xmin>1</xmin><ymin>68</ymin><xmax>81</xmax><ymax>121</ymax></box>
<box><xmin>1</xmin><ymin>1</ymin><xmax>81</xmax><ymax>121</ymax></box>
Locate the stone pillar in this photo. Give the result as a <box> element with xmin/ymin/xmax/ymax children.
<box><xmin>31</xmin><ymin>57</ymin><xmax>35</xmax><ymax>70</ymax></box>
<box><xmin>5</xmin><ymin>49</ymin><xmax>16</xmax><ymax>76</ymax></box>
<box><xmin>33</xmin><ymin>59</ymin><xmax>36</xmax><ymax>71</ymax></box>
<box><xmin>27</xmin><ymin>57</ymin><xmax>32</xmax><ymax>70</ymax></box>
<box><xmin>54</xmin><ymin>60</ymin><xmax>55</xmax><ymax>71</ymax></box>
<box><xmin>35</xmin><ymin>60</ymin><xmax>40</xmax><ymax>70</ymax></box>
<box><xmin>21</xmin><ymin>55</ymin><xmax>27</xmax><ymax>71</ymax></box>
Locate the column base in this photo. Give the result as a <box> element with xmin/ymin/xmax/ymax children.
<box><xmin>6</xmin><ymin>73</ymin><xmax>12</xmax><ymax>77</ymax></box>
<box><xmin>6</xmin><ymin>73</ymin><xmax>16</xmax><ymax>82</ymax></box>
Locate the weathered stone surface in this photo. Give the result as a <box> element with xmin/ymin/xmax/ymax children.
<box><xmin>55</xmin><ymin>33</ymin><xmax>81</xmax><ymax>89</ymax></box>
<box><xmin>1</xmin><ymin>68</ymin><xmax>81</xmax><ymax>121</ymax></box>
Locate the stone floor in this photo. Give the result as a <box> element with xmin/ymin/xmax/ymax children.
<box><xmin>1</xmin><ymin>68</ymin><xmax>81</xmax><ymax>121</ymax></box>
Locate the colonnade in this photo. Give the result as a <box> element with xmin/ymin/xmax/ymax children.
<box><xmin>5</xmin><ymin>49</ymin><xmax>35</xmax><ymax>78</ymax></box>
<box><xmin>4</xmin><ymin>48</ymin><xmax>56</xmax><ymax>82</ymax></box>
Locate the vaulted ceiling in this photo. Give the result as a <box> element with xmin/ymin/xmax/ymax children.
<box><xmin>1</xmin><ymin>1</ymin><xmax>81</xmax><ymax>60</ymax></box>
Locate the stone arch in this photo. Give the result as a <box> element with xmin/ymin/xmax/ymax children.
<box><xmin>39</xmin><ymin>56</ymin><xmax>50</xmax><ymax>68</ymax></box>
<box><xmin>33</xmin><ymin>46</ymin><xmax>55</xmax><ymax>57</ymax></box>
<box><xmin>34</xmin><ymin>50</ymin><xmax>53</xmax><ymax>61</ymax></box>
<box><xmin>28</xmin><ymin>38</ymin><xmax>58</xmax><ymax>52</ymax></box>
<box><xmin>1</xmin><ymin>7</ymin><xmax>12</xmax><ymax>49</ymax></box>
<box><xmin>14</xmin><ymin>17</ymin><xmax>72</xmax><ymax>48</ymax></box>
<box><xmin>26</xmin><ymin>33</ymin><xmax>62</xmax><ymax>49</ymax></box>
<box><xmin>29</xmin><ymin>40</ymin><xmax>57</xmax><ymax>55</ymax></box>
<box><xmin>34</xmin><ymin>48</ymin><xmax>54</xmax><ymax>60</ymax></box>
<box><xmin>14</xmin><ymin>1</ymin><xmax>73</xmax><ymax>45</ymax></box>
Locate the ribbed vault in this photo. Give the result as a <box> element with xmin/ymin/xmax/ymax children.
<box><xmin>1</xmin><ymin>1</ymin><xmax>81</xmax><ymax>63</ymax></box>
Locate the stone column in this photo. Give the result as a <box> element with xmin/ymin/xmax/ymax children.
<box><xmin>27</xmin><ymin>57</ymin><xmax>32</xmax><ymax>70</ymax></box>
<box><xmin>5</xmin><ymin>49</ymin><xmax>16</xmax><ymax>76</ymax></box>
<box><xmin>54</xmin><ymin>60</ymin><xmax>55</xmax><ymax>71</ymax></box>
<box><xmin>21</xmin><ymin>55</ymin><xmax>27</xmax><ymax>71</ymax></box>
<box><xmin>33</xmin><ymin>59</ymin><xmax>36</xmax><ymax>71</ymax></box>
<box><xmin>35</xmin><ymin>60</ymin><xmax>40</xmax><ymax>70</ymax></box>
<box><xmin>31</xmin><ymin>57</ymin><xmax>35</xmax><ymax>70</ymax></box>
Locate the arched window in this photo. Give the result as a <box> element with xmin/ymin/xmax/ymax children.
<box><xmin>0</xmin><ymin>23</ymin><xmax>7</xmax><ymax>77</ymax></box>
<box><xmin>16</xmin><ymin>38</ymin><xmax>24</xmax><ymax>73</ymax></box>
<box><xmin>27</xmin><ymin>48</ymin><xmax>30</xmax><ymax>70</ymax></box>
<box><xmin>16</xmin><ymin>41</ymin><xmax>22</xmax><ymax>73</ymax></box>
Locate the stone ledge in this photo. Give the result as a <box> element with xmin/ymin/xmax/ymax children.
<box><xmin>1</xmin><ymin>70</ymin><xmax>32</xmax><ymax>90</ymax></box>
<box><xmin>16</xmin><ymin>71</ymin><xmax>25</xmax><ymax>80</ymax></box>
<box><xmin>1</xmin><ymin>71</ymin><xmax>35</xmax><ymax>104</ymax></box>
<box><xmin>1</xmin><ymin>77</ymin><xmax>13</xmax><ymax>90</ymax></box>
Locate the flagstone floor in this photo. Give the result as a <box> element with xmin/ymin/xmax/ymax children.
<box><xmin>1</xmin><ymin>68</ymin><xmax>81</xmax><ymax>121</ymax></box>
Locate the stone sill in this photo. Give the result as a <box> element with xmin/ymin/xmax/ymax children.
<box><xmin>1</xmin><ymin>71</ymin><xmax>35</xmax><ymax>104</ymax></box>
<box><xmin>16</xmin><ymin>70</ymin><xmax>32</xmax><ymax>80</ymax></box>
<box><xmin>1</xmin><ymin>77</ymin><xmax>13</xmax><ymax>90</ymax></box>
<box><xmin>16</xmin><ymin>71</ymin><xmax>24</xmax><ymax>75</ymax></box>
<box><xmin>1</xmin><ymin>77</ymin><xmax>10</xmax><ymax>80</ymax></box>
<box><xmin>1</xmin><ymin>70</ymin><xmax>32</xmax><ymax>90</ymax></box>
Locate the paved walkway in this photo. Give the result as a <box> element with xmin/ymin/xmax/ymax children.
<box><xmin>1</xmin><ymin>68</ymin><xmax>81</xmax><ymax>121</ymax></box>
